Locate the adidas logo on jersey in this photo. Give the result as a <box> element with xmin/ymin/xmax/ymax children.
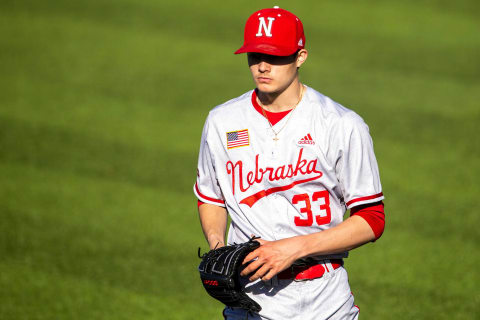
<box><xmin>298</xmin><ymin>134</ymin><xmax>315</xmax><ymax>145</ymax></box>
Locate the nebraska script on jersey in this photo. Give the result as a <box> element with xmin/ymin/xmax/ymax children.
<box><xmin>227</xmin><ymin>148</ymin><xmax>323</xmax><ymax>207</ymax></box>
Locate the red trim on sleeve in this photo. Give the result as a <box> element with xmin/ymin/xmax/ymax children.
<box><xmin>195</xmin><ymin>182</ymin><xmax>225</xmax><ymax>205</ymax></box>
<box><xmin>350</xmin><ymin>201</ymin><xmax>385</xmax><ymax>240</ymax></box>
<box><xmin>346</xmin><ymin>192</ymin><xmax>383</xmax><ymax>207</ymax></box>
<box><xmin>251</xmin><ymin>90</ymin><xmax>292</xmax><ymax>126</ymax></box>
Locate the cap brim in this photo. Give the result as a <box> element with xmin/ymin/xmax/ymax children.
<box><xmin>234</xmin><ymin>43</ymin><xmax>298</xmax><ymax>56</ymax></box>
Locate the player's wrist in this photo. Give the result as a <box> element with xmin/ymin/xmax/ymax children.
<box><xmin>207</xmin><ymin>235</ymin><xmax>225</xmax><ymax>249</ymax></box>
<box><xmin>293</xmin><ymin>232</ymin><xmax>329</xmax><ymax>259</ymax></box>
<box><xmin>281</xmin><ymin>234</ymin><xmax>315</xmax><ymax>262</ymax></box>
<box><xmin>296</xmin><ymin>234</ymin><xmax>318</xmax><ymax>259</ymax></box>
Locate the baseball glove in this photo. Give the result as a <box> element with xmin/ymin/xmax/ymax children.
<box><xmin>198</xmin><ymin>237</ymin><xmax>262</xmax><ymax>313</ymax></box>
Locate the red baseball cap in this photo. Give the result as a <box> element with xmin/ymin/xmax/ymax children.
<box><xmin>235</xmin><ymin>6</ymin><xmax>305</xmax><ymax>56</ymax></box>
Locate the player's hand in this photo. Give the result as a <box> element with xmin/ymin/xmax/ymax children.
<box><xmin>240</xmin><ymin>236</ymin><xmax>304</xmax><ymax>282</ymax></box>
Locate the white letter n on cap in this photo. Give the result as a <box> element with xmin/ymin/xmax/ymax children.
<box><xmin>256</xmin><ymin>17</ymin><xmax>275</xmax><ymax>37</ymax></box>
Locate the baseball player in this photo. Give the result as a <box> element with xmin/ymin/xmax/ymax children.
<box><xmin>194</xmin><ymin>6</ymin><xmax>385</xmax><ymax>319</ymax></box>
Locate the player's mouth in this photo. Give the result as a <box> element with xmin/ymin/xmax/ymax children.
<box><xmin>257</xmin><ymin>77</ymin><xmax>272</xmax><ymax>83</ymax></box>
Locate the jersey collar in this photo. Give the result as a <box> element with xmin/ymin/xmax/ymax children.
<box><xmin>251</xmin><ymin>89</ymin><xmax>292</xmax><ymax>126</ymax></box>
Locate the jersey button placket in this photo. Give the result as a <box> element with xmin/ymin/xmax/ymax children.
<box><xmin>259</xmin><ymin>135</ymin><xmax>280</xmax><ymax>240</ymax></box>
<box><xmin>266</xmin><ymin>127</ymin><xmax>277</xmax><ymax>159</ymax></box>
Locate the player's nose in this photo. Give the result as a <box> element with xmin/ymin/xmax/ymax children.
<box><xmin>258</xmin><ymin>61</ymin><xmax>270</xmax><ymax>73</ymax></box>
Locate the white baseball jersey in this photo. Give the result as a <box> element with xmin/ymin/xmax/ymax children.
<box><xmin>194</xmin><ymin>85</ymin><xmax>383</xmax><ymax>259</ymax></box>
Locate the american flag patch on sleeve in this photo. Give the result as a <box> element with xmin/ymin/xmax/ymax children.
<box><xmin>226</xmin><ymin>129</ymin><xmax>249</xmax><ymax>149</ymax></box>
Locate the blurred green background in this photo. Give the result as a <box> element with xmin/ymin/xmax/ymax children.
<box><xmin>1</xmin><ymin>0</ymin><xmax>479</xmax><ymax>319</ymax></box>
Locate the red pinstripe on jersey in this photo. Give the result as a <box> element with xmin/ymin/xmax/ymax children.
<box><xmin>195</xmin><ymin>182</ymin><xmax>225</xmax><ymax>205</ymax></box>
<box><xmin>346</xmin><ymin>192</ymin><xmax>383</xmax><ymax>207</ymax></box>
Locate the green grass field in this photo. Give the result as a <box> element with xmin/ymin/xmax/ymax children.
<box><xmin>1</xmin><ymin>0</ymin><xmax>479</xmax><ymax>319</ymax></box>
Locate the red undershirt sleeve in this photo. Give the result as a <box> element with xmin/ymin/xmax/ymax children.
<box><xmin>198</xmin><ymin>200</ymin><xmax>205</xmax><ymax>208</ymax></box>
<box><xmin>350</xmin><ymin>201</ymin><xmax>385</xmax><ymax>240</ymax></box>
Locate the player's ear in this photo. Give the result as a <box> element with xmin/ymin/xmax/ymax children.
<box><xmin>296</xmin><ymin>49</ymin><xmax>308</xmax><ymax>68</ymax></box>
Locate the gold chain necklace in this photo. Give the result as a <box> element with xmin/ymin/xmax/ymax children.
<box><xmin>259</xmin><ymin>84</ymin><xmax>304</xmax><ymax>141</ymax></box>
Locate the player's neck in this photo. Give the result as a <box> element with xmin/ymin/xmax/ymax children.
<box><xmin>257</xmin><ymin>81</ymin><xmax>303</xmax><ymax>113</ymax></box>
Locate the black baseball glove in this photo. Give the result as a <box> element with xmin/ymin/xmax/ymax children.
<box><xmin>198</xmin><ymin>237</ymin><xmax>262</xmax><ymax>313</ymax></box>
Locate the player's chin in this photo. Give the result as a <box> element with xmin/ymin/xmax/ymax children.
<box><xmin>255</xmin><ymin>82</ymin><xmax>277</xmax><ymax>94</ymax></box>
